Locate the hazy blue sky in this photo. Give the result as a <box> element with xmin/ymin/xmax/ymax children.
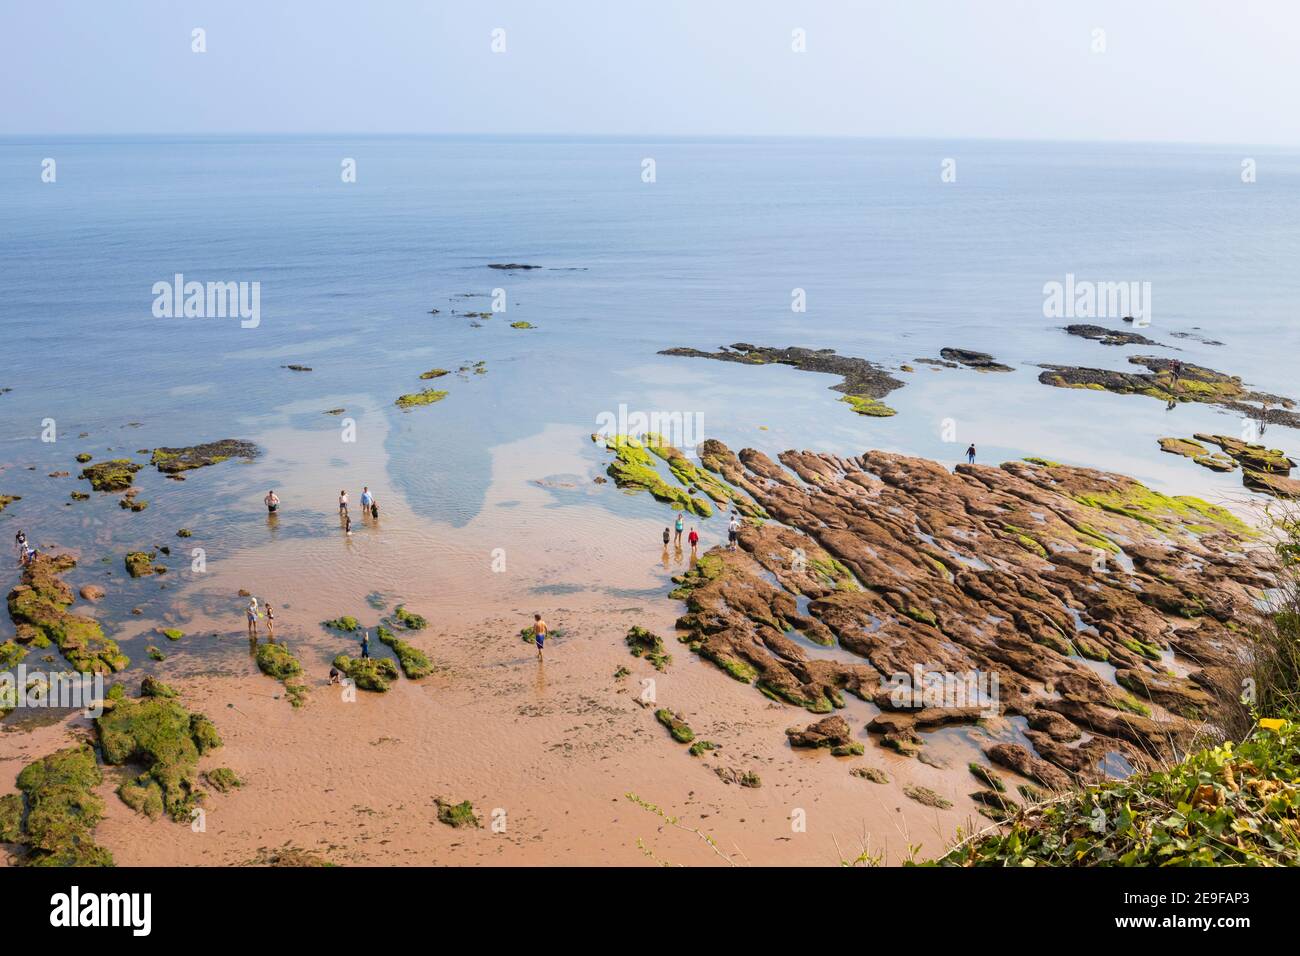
<box><xmin>3</xmin><ymin>0</ymin><xmax>1296</xmax><ymax>144</ymax></box>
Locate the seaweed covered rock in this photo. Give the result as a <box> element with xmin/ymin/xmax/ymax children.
<box><xmin>96</xmin><ymin>686</ymin><xmax>222</xmax><ymax>822</ymax></box>
<box><xmin>376</xmin><ymin>625</ymin><xmax>432</xmax><ymax>680</ymax></box>
<box><xmin>625</xmin><ymin>626</ymin><xmax>672</xmax><ymax>671</ymax></box>
<box><xmin>204</xmin><ymin>768</ymin><xmax>242</xmax><ymax>793</ymax></box>
<box><xmin>435</xmin><ymin>798</ymin><xmax>481</xmax><ymax>828</ymax></box>
<box><xmin>79</xmin><ymin>459</ymin><xmax>140</xmax><ymax>492</ymax></box>
<box><xmin>255</xmin><ymin>641</ymin><xmax>308</xmax><ymax>707</ymax></box>
<box><xmin>786</xmin><ymin>715</ymin><xmax>863</xmax><ymax>756</ymax></box>
<box><xmin>394</xmin><ymin>388</ymin><xmax>448</xmax><ymax>409</ymax></box>
<box><xmin>150</xmin><ymin>439</ymin><xmax>258</xmax><ymax>474</ymax></box>
<box><xmin>0</xmin><ymin>744</ymin><xmax>113</xmax><ymax>867</ymax></box>
<box><xmin>333</xmin><ymin>654</ymin><xmax>399</xmax><ymax>692</ymax></box>
<box><xmin>666</xmin><ymin>440</ymin><xmax>1268</xmax><ymax>784</ymax></box>
<box><xmin>393</xmin><ymin>605</ymin><xmax>427</xmax><ymax>630</ymax></box>
<box><xmin>6</xmin><ymin>553</ymin><xmax>128</xmax><ymax>673</ymax></box>
<box><xmin>655</xmin><ymin>709</ymin><xmax>695</xmax><ymax>744</ymax></box>
<box><xmin>124</xmin><ymin>551</ymin><xmax>160</xmax><ymax>578</ymax></box>
<box><xmin>597</xmin><ymin>434</ymin><xmax>712</xmax><ymax>517</ymax></box>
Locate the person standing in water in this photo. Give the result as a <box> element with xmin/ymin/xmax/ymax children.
<box><xmin>265</xmin><ymin>604</ymin><xmax>275</xmax><ymax>641</ymax></box>
<box><xmin>360</xmin><ymin>630</ymin><xmax>370</xmax><ymax>659</ymax></box>
<box><xmin>966</xmin><ymin>444</ymin><xmax>976</xmax><ymax>465</ymax></box>
<box><xmin>688</xmin><ymin>526</ymin><xmax>699</xmax><ymax>554</ymax></box>
<box><xmin>14</xmin><ymin>530</ymin><xmax>28</xmax><ymax>564</ymax></box>
<box><xmin>673</xmin><ymin>513</ymin><xmax>684</xmax><ymax>547</ymax></box>
<box><xmin>338</xmin><ymin>490</ymin><xmax>349</xmax><ymax>517</ymax></box>
<box><xmin>369</xmin><ymin>495</ymin><xmax>379</xmax><ymax>520</ymax></box>
<box><xmin>662</xmin><ymin>527</ymin><xmax>671</xmax><ymax>548</ymax></box>
<box><xmin>360</xmin><ymin>486</ymin><xmax>373</xmax><ymax>517</ymax></box>
<box><xmin>344</xmin><ymin>513</ymin><xmax>353</xmax><ymax>536</ymax></box>
<box><xmin>532</xmin><ymin>613</ymin><xmax>548</xmax><ymax>660</ymax></box>
<box><xmin>264</xmin><ymin>490</ymin><xmax>280</xmax><ymax>514</ymax></box>
<box><xmin>246</xmin><ymin>597</ymin><xmax>260</xmax><ymax>638</ymax></box>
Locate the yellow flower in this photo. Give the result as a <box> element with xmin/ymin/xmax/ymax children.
<box><xmin>1258</xmin><ymin>718</ymin><xmax>1286</xmax><ymax>732</ymax></box>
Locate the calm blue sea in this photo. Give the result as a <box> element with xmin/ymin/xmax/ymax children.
<box><xmin>3</xmin><ymin>135</ymin><xmax>1299</xmax><ymax>535</ymax></box>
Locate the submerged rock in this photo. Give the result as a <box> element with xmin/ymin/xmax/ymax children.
<box><xmin>150</xmin><ymin>439</ymin><xmax>259</xmax><ymax>474</ymax></box>
<box><xmin>79</xmin><ymin>459</ymin><xmax>141</xmax><ymax>492</ymax></box>
<box><xmin>661</xmin><ymin>343</ymin><xmax>905</xmax><ymax>415</ymax></box>
<box><xmin>394</xmin><ymin>388</ymin><xmax>448</xmax><ymax>409</ymax></box>
<box><xmin>937</xmin><ymin>347</ymin><xmax>1013</xmax><ymax>372</ymax></box>
<box><xmin>1064</xmin><ymin>324</ymin><xmax>1165</xmax><ymax>347</ymax></box>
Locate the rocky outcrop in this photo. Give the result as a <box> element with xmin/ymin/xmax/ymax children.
<box><xmin>1040</xmin><ymin>355</ymin><xmax>1299</xmax><ymax>427</ymax></box>
<box><xmin>150</xmin><ymin>439</ymin><xmax>258</xmax><ymax>473</ymax></box>
<box><xmin>6</xmin><ymin>553</ymin><xmax>128</xmax><ymax>672</ymax></box>
<box><xmin>667</xmin><ymin>442</ymin><xmax>1270</xmax><ymax>786</ymax></box>
<box><xmin>1064</xmin><ymin>324</ymin><xmax>1164</xmax><ymax>347</ymax></box>
<box><xmin>661</xmin><ymin>344</ymin><xmax>905</xmax><ymax>416</ymax></box>
<box><xmin>937</xmin><ymin>348</ymin><xmax>1013</xmax><ymax>372</ymax></box>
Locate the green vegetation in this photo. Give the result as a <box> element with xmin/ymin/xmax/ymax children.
<box><xmin>205</xmin><ymin>767</ymin><xmax>243</xmax><ymax>793</ymax></box>
<box><xmin>96</xmin><ymin>684</ymin><xmax>222</xmax><ymax>823</ymax></box>
<box><xmin>655</xmin><ymin>709</ymin><xmax>695</xmax><ymax>744</ymax></box>
<box><xmin>7</xmin><ymin>553</ymin><xmax>129</xmax><ymax>673</ymax></box>
<box><xmin>376</xmin><ymin>624</ymin><xmax>432</xmax><ymax>679</ymax></box>
<box><xmin>599</xmin><ymin>434</ymin><xmax>713</xmax><ymax>517</ymax></box>
<box><xmin>509</xmin><ymin>321</ymin><xmax>535</xmax><ymax>329</ymax></box>
<box><xmin>394</xmin><ymin>605</ymin><xmax>427</xmax><ymax>630</ymax></box>
<box><xmin>0</xmin><ymin>744</ymin><xmax>113</xmax><ymax>866</ymax></box>
<box><xmin>394</xmin><ymin>388</ymin><xmax>448</xmax><ymax>409</ymax></box>
<box><xmin>839</xmin><ymin>394</ymin><xmax>897</xmax><ymax>417</ymax></box>
<box><xmin>333</xmin><ymin>654</ymin><xmax>399</xmax><ymax>692</ymax></box>
<box><xmin>625</xmin><ymin>625</ymin><xmax>672</xmax><ymax>671</ymax></box>
<box><xmin>435</xmin><ymin>798</ymin><xmax>481</xmax><ymax>828</ymax></box>
<box><xmin>323</xmin><ymin>615</ymin><xmax>359</xmax><ymax>632</ymax></box>
<box><xmin>419</xmin><ymin>368</ymin><xmax>450</xmax><ymax>379</ymax></box>
<box><xmin>79</xmin><ymin>459</ymin><xmax>141</xmax><ymax>492</ymax></box>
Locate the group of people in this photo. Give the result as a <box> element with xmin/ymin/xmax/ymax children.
<box><xmin>13</xmin><ymin>530</ymin><xmax>38</xmax><ymax>567</ymax></box>
<box><xmin>261</xmin><ymin>486</ymin><xmax>382</xmax><ymax>536</ymax></box>
<box><xmin>661</xmin><ymin>509</ymin><xmax>745</xmax><ymax>555</ymax></box>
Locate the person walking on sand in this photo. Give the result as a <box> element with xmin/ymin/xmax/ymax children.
<box><xmin>264</xmin><ymin>490</ymin><xmax>280</xmax><ymax>514</ymax></box>
<box><xmin>246</xmin><ymin>597</ymin><xmax>260</xmax><ymax>638</ymax></box>
<box><xmin>674</xmin><ymin>513</ymin><xmax>684</xmax><ymax>547</ymax></box>
<box><xmin>728</xmin><ymin>513</ymin><xmax>741</xmax><ymax>551</ymax></box>
<box><xmin>966</xmin><ymin>444</ymin><xmax>976</xmax><ymax>465</ymax></box>
<box><xmin>532</xmin><ymin>613</ymin><xmax>549</xmax><ymax>660</ymax></box>
<box><xmin>688</xmin><ymin>526</ymin><xmax>699</xmax><ymax>553</ymax></box>
<box><xmin>360</xmin><ymin>630</ymin><xmax>370</xmax><ymax>659</ymax></box>
<box><xmin>338</xmin><ymin>490</ymin><xmax>349</xmax><ymax>517</ymax></box>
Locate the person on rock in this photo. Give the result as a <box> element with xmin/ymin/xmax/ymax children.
<box><xmin>966</xmin><ymin>444</ymin><xmax>977</xmax><ymax>465</ymax></box>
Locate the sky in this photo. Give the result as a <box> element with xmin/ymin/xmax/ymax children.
<box><xmin>2</xmin><ymin>0</ymin><xmax>1297</xmax><ymax>145</ymax></box>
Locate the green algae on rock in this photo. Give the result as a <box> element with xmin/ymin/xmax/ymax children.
<box><xmin>393</xmin><ymin>605</ymin><xmax>427</xmax><ymax>629</ymax></box>
<box><xmin>376</xmin><ymin>624</ymin><xmax>432</xmax><ymax>679</ymax></box>
<box><xmin>333</xmin><ymin>653</ymin><xmax>399</xmax><ymax>692</ymax></box>
<box><xmin>7</xmin><ymin>553</ymin><xmax>128</xmax><ymax>673</ymax></box>
<box><xmin>323</xmin><ymin>615</ymin><xmax>359</xmax><ymax>632</ymax></box>
<box><xmin>96</xmin><ymin>684</ymin><xmax>222</xmax><ymax>823</ymax></box>
<box><xmin>655</xmin><ymin>709</ymin><xmax>695</xmax><ymax>744</ymax></box>
<box><xmin>435</xmin><ymin>798</ymin><xmax>481</xmax><ymax>828</ymax></box>
<box><xmin>125</xmin><ymin>550</ymin><xmax>161</xmax><ymax>578</ymax></box>
<box><xmin>0</xmin><ymin>744</ymin><xmax>113</xmax><ymax>867</ymax></box>
<box><xmin>150</xmin><ymin>439</ymin><xmax>258</xmax><ymax>474</ymax></box>
<box><xmin>394</xmin><ymin>388</ymin><xmax>448</xmax><ymax>409</ymax></box>
<box><xmin>625</xmin><ymin>625</ymin><xmax>672</xmax><ymax>671</ymax></box>
<box><xmin>839</xmin><ymin>395</ymin><xmax>897</xmax><ymax>417</ymax></box>
<box><xmin>0</xmin><ymin>494</ymin><xmax>21</xmax><ymax>513</ymax></box>
<box><xmin>419</xmin><ymin>368</ymin><xmax>450</xmax><ymax>379</ymax></box>
<box><xmin>204</xmin><ymin>767</ymin><xmax>242</xmax><ymax>793</ymax></box>
<box><xmin>255</xmin><ymin>641</ymin><xmax>302</xmax><ymax>681</ymax></box>
<box><xmin>79</xmin><ymin>459</ymin><xmax>141</xmax><ymax>492</ymax></box>
<box><xmin>596</xmin><ymin>433</ymin><xmax>712</xmax><ymax>517</ymax></box>
<box><xmin>509</xmin><ymin>320</ymin><xmax>535</xmax><ymax>329</ymax></box>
